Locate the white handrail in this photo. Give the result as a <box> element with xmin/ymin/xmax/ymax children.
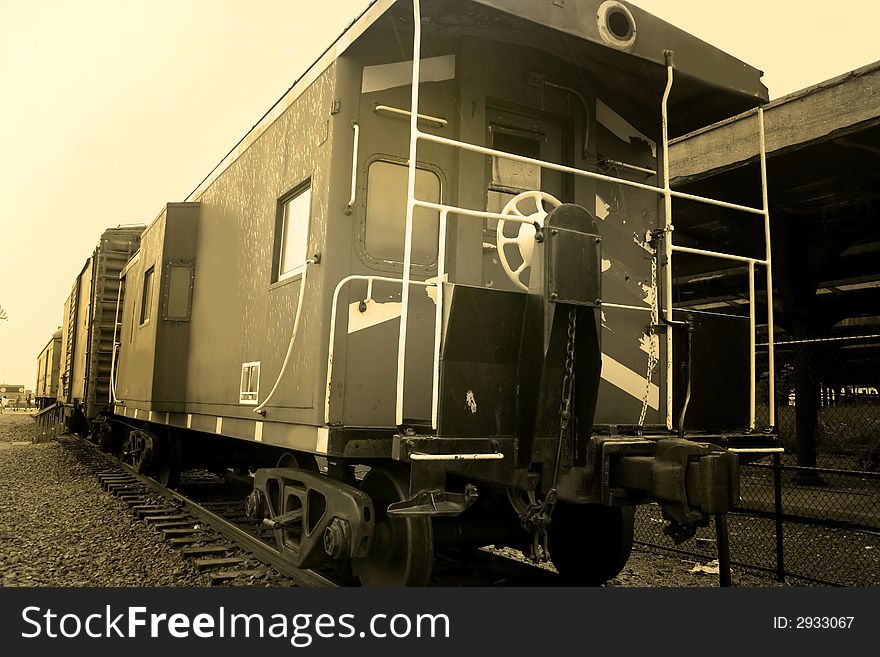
<box><xmin>254</xmin><ymin>260</ymin><xmax>314</xmax><ymax>413</ymax></box>
<box><xmin>374</xmin><ymin>104</ymin><xmax>448</xmax><ymax>127</ymax></box>
<box><xmin>345</xmin><ymin>122</ymin><xmax>359</xmax><ymax>214</ymax></box>
<box><xmin>661</xmin><ymin>56</ymin><xmax>675</xmax><ymax>431</ymax></box>
<box><xmin>387</xmin><ymin>0</ymin><xmax>776</xmax><ymax>436</ymax></box>
<box><xmin>395</xmin><ymin>0</ymin><xmax>423</xmax><ymax>427</ymax></box>
<box><xmin>759</xmin><ymin>107</ymin><xmax>776</xmax><ymax>427</ymax></box>
<box><xmin>324</xmin><ymin>274</ymin><xmax>432</xmax><ymax>424</ymax></box>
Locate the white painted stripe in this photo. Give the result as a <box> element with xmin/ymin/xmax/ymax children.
<box><xmin>186</xmin><ymin>414</ymin><xmax>192</xmax><ymax>429</ymax></box>
<box><xmin>595</xmin><ymin>194</ymin><xmax>610</xmax><ymax>220</ymax></box>
<box><xmin>596</xmin><ymin>98</ymin><xmax>657</xmax><ymax>157</ymax></box>
<box><xmin>316</xmin><ymin>427</ymin><xmax>329</xmax><ymax>454</ymax></box>
<box><xmin>362</xmin><ymin>54</ymin><xmax>455</xmax><ymax>93</ymax></box>
<box><xmin>347</xmin><ymin>299</ymin><xmax>402</xmax><ymax>334</ymax></box>
<box><xmin>254</xmin><ymin>421</ymin><xmax>263</xmax><ymax>442</ymax></box>
<box><xmin>215</xmin><ymin>417</ymin><xmax>223</xmax><ymax>434</ymax></box>
<box><xmin>601</xmin><ymin>353</ymin><xmax>660</xmax><ymax>410</ymax></box>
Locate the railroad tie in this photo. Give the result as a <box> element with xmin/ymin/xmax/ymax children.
<box><xmin>193</xmin><ymin>557</ymin><xmax>247</xmax><ymax>571</ymax></box>
<box><xmin>168</xmin><ymin>535</ymin><xmax>222</xmax><ymax>547</ymax></box>
<box><xmin>208</xmin><ymin>570</ymin><xmax>268</xmax><ymax>585</ymax></box>
<box><xmin>179</xmin><ymin>545</ymin><xmax>232</xmax><ymax>557</ymax></box>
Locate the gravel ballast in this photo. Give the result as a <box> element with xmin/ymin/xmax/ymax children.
<box><xmin>0</xmin><ymin>413</ymin><xmax>789</xmax><ymax>587</ymax></box>
<box><xmin>0</xmin><ymin>413</ymin><xmax>206</xmax><ymax>586</ymax></box>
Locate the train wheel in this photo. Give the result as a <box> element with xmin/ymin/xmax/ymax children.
<box><xmin>277</xmin><ymin>451</ymin><xmax>318</xmax><ymax>472</ymax></box>
<box><xmin>353</xmin><ymin>467</ymin><xmax>433</xmax><ymax>587</ymax></box>
<box><xmin>154</xmin><ymin>433</ymin><xmax>181</xmax><ymax>489</ymax></box>
<box><xmin>548</xmin><ymin>503</ymin><xmax>634</xmax><ymax>586</ymax></box>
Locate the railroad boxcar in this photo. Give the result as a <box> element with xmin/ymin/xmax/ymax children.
<box><xmin>77</xmin><ymin>0</ymin><xmax>779</xmax><ymax>585</ymax></box>
<box><xmin>35</xmin><ymin>226</ymin><xmax>144</xmax><ymax>435</ymax></box>
<box><xmin>34</xmin><ymin>329</ymin><xmax>62</xmax><ymax>409</ymax></box>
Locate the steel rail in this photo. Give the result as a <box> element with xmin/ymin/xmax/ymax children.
<box><xmin>68</xmin><ymin>436</ymin><xmax>337</xmax><ymax>588</ymax></box>
<box><xmin>117</xmin><ymin>462</ymin><xmax>337</xmax><ymax>587</ymax></box>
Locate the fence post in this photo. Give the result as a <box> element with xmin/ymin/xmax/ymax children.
<box><xmin>773</xmin><ymin>453</ymin><xmax>785</xmax><ymax>582</ymax></box>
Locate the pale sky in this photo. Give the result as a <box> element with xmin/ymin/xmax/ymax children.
<box><xmin>1</xmin><ymin>0</ymin><xmax>878</xmax><ymax>386</ymax></box>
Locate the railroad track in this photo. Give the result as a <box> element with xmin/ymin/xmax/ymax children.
<box><xmin>59</xmin><ymin>434</ymin><xmax>559</xmax><ymax>587</ymax></box>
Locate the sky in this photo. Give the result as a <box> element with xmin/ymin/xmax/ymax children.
<box><xmin>1</xmin><ymin>0</ymin><xmax>878</xmax><ymax>386</ymax></box>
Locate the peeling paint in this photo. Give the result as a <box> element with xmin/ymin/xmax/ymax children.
<box><xmin>639</xmin><ymin>281</ymin><xmax>656</xmax><ymax>309</ymax></box>
<box><xmin>633</xmin><ymin>232</ymin><xmax>654</xmax><ymax>254</ymax></box>
<box><xmin>639</xmin><ymin>333</ymin><xmax>660</xmax><ymax>359</ymax></box>
<box><xmin>362</xmin><ymin>54</ymin><xmax>456</xmax><ymax>93</ymax></box>
<box><xmin>347</xmin><ymin>299</ymin><xmax>402</xmax><ymax>334</ymax></box>
<box><xmin>424</xmin><ymin>273</ymin><xmax>448</xmax><ymax>304</ymax></box>
<box><xmin>601</xmin><ymin>258</ymin><xmax>612</xmax><ymax>272</ymax></box>
<box><xmin>465</xmin><ymin>390</ymin><xmax>477</xmax><ymax>414</ymax></box>
<box><xmin>596</xmin><ymin>99</ymin><xmax>657</xmax><ymax>157</ymax></box>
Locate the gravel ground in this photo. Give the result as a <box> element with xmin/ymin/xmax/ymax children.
<box><xmin>0</xmin><ymin>413</ymin><xmax>790</xmax><ymax>587</ymax></box>
<box><xmin>0</xmin><ymin>413</ymin><xmax>207</xmax><ymax>586</ymax></box>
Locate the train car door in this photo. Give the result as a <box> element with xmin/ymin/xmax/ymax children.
<box><xmin>482</xmin><ymin>107</ymin><xmax>565</xmax><ymax>291</ymax></box>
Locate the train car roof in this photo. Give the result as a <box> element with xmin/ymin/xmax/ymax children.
<box><xmin>185</xmin><ymin>0</ymin><xmax>767</xmax><ymax>203</ymax></box>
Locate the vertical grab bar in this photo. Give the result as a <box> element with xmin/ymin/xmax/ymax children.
<box><xmin>431</xmin><ymin>209</ymin><xmax>448</xmax><ymax>431</ymax></box>
<box><xmin>759</xmin><ymin>107</ymin><xmax>776</xmax><ymax>429</ymax></box>
<box><xmin>345</xmin><ymin>122</ymin><xmax>360</xmax><ymax>215</ymax></box>
<box><xmin>395</xmin><ymin>0</ymin><xmax>423</xmax><ymax>427</ymax></box>
<box><xmin>660</xmin><ymin>50</ymin><xmax>675</xmax><ymax>432</ymax></box>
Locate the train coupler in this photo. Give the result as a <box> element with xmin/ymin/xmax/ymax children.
<box><xmin>604</xmin><ymin>437</ymin><xmax>740</xmax><ymax>525</ymax></box>
<box><xmin>387</xmin><ymin>484</ymin><xmax>478</xmax><ymax>518</ymax></box>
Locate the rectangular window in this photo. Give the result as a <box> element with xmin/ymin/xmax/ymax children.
<box><xmin>365</xmin><ymin>161</ymin><xmax>440</xmax><ymax>265</ymax></box>
<box><xmin>140</xmin><ymin>266</ymin><xmax>155</xmax><ymax>325</ymax></box>
<box><xmin>275</xmin><ymin>183</ymin><xmax>312</xmax><ymax>281</ymax></box>
<box><xmin>240</xmin><ymin>362</ymin><xmax>260</xmax><ymax>405</ymax></box>
<box><xmin>164</xmin><ymin>262</ymin><xmax>193</xmax><ymax>321</ymax></box>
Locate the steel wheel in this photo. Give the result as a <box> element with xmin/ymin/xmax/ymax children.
<box><xmin>548</xmin><ymin>502</ymin><xmax>634</xmax><ymax>586</ymax></box>
<box><xmin>277</xmin><ymin>450</ymin><xmax>318</xmax><ymax>472</ymax></box>
<box><xmin>354</xmin><ymin>467</ymin><xmax>433</xmax><ymax>587</ymax></box>
<box><xmin>154</xmin><ymin>434</ymin><xmax>181</xmax><ymax>489</ymax></box>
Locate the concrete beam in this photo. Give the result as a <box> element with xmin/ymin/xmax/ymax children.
<box><xmin>670</xmin><ymin>61</ymin><xmax>880</xmax><ymax>186</ymax></box>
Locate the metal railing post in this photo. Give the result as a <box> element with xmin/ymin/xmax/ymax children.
<box><xmin>395</xmin><ymin>0</ymin><xmax>423</xmax><ymax>427</ymax></box>
<box><xmin>660</xmin><ymin>52</ymin><xmax>675</xmax><ymax>431</ymax></box>
<box><xmin>758</xmin><ymin>107</ymin><xmax>776</xmax><ymax>429</ymax></box>
<box><xmin>773</xmin><ymin>452</ymin><xmax>785</xmax><ymax>581</ymax></box>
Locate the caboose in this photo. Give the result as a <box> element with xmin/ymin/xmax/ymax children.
<box><xmin>102</xmin><ymin>0</ymin><xmax>778</xmax><ymax>585</ymax></box>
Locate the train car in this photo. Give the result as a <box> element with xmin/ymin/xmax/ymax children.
<box><xmin>34</xmin><ymin>329</ymin><xmax>62</xmax><ymax>409</ymax></box>
<box><xmin>35</xmin><ymin>226</ymin><xmax>144</xmax><ymax>435</ymax></box>
<box><xmin>80</xmin><ymin>0</ymin><xmax>778</xmax><ymax>586</ymax></box>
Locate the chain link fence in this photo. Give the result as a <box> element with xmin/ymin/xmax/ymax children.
<box><xmin>757</xmin><ymin>333</ymin><xmax>880</xmax><ymax>470</ymax></box>
<box><xmin>635</xmin><ymin>333</ymin><xmax>880</xmax><ymax>585</ymax></box>
<box><xmin>634</xmin><ymin>459</ymin><xmax>880</xmax><ymax>586</ymax></box>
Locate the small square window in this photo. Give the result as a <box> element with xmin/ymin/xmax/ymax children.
<box><xmin>240</xmin><ymin>362</ymin><xmax>260</xmax><ymax>405</ymax></box>
<box><xmin>365</xmin><ymin>161</ymin><xmax>440</xmax><ymax>265</ymax></box>
<box><xmin>140</xmin><ymin>266</ymin><xmax>155</xmax><ymax>325</ymax></box>
<box><xmin>275</xmin><ymin>183</ymin><xmax>311</xmax><ymax>281</ymax></box>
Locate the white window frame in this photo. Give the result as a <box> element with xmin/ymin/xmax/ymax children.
<box><xmin>239</xmin><ymin>361</ymin><xmax>261</xmax><ymax>405</ymax></box>
<box><xmin>277</xmin><ymin>183</ymin><xmax>312</xmax><ymax>281</ymax></box>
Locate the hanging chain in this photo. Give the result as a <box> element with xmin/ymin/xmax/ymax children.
<box><xmin>639</xmin><ymin>239</ymin><xmax>659</xmax><ymax>427</ymax></box>
<box><xmin>525</xmin><ymin>307</ymin><xmax>577</xmax><ymax>562</ymax></box>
